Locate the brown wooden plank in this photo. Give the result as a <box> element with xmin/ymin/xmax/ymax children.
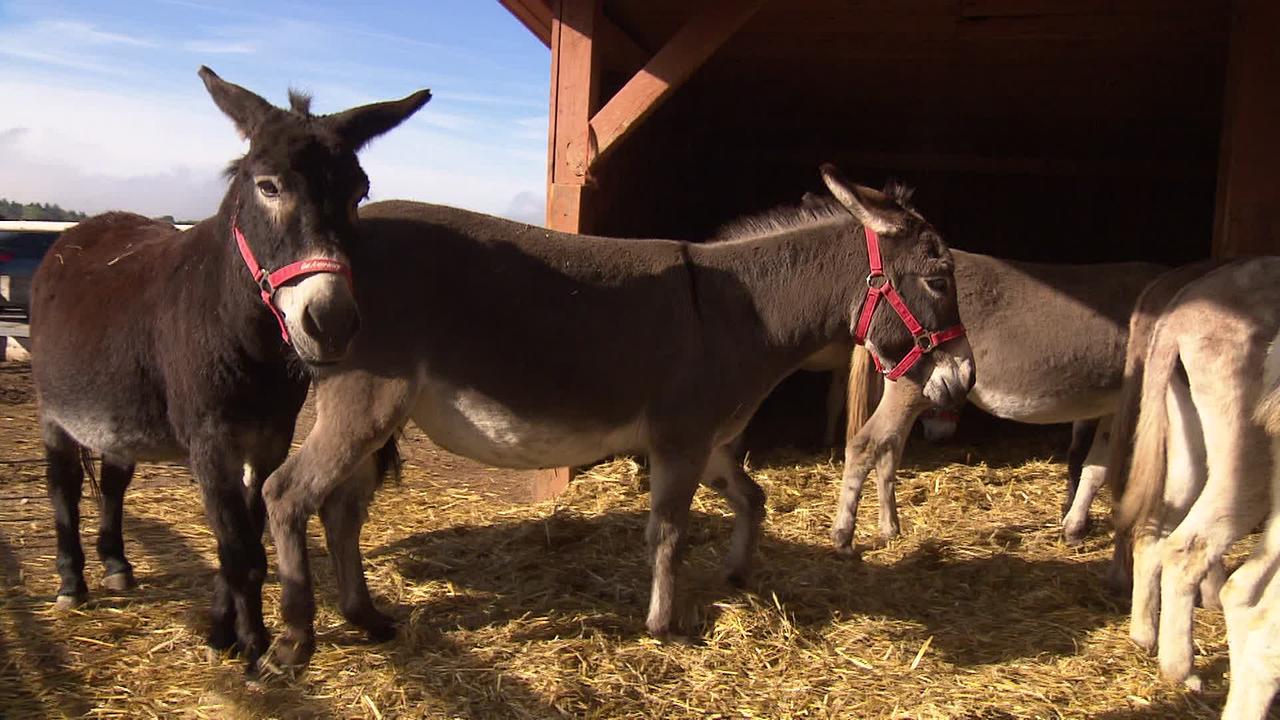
<box><xmin>1213</xmin><ymin>0</ymin><xmax>1280</xmax><ymax>257</ymax></box>
<box><xmin>588</xmin><ymin>0</ymin><xmax>765</xmax><ymax>165</ymax></box>
<box><xmin>499</xmin><ymin>0</ymin><xmax>553</xmax><ymax>46</ymax></box>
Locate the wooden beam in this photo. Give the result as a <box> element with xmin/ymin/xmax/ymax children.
<box><xmin>588</xmin><ymin>0</ymin><xmax>765</xmax><ymax>166</ymax></box>
<box><xmin>498</xmin><ymin>0</ymin><xmax>553</xmax><ymax>47</ymax></box>
<box><xmin>1212</xmin><ymin>0</ymin><xmax>1280</xmax><ymax>257</ymax></box>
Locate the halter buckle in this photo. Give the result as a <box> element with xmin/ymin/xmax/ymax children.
<box><xmin>914</xmin><ymin>333</ymin><xmax>936</xmax><ymax>352</ymax></box>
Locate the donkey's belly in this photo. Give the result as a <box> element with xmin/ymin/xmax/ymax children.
<box><xmin>411</xmin><ymin>387</ymin><xmax>646</xmax><ymax>470</ymax></box>
<box><xmin>42</xmin><ymin>404</ymin><xmax>182</xmax><ymax>461</ymax></box>
<box><xmin>969</xmin><ymin>385</ymin><xmax>1117</xmax><ymax>424</ymax></box>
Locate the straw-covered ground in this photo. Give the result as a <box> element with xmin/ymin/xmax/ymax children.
<box><xmin>0</xmin><ymin>362</ymin><xmax>1269</xmax><ymax>719</ymax></box>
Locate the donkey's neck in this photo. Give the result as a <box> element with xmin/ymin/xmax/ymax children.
<box><xmin>199</xmin><ymin>196</ymin><xmax>293</xmax><ymax>363</ymax></box>
<box><xmin>692</xmin><ymin>222</ymin><xmax>864</xmax><ymax>364</ymax></box>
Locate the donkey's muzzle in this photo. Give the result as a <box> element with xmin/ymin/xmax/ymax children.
<box><xmin>299</xmin><ymin>291</ymin><xmax>360</xmax><ymax>362</ymax></box>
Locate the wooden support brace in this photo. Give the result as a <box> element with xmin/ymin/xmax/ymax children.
<box><xmin>588</xmin><ymin>0</ymin><xmax>765</xmax><ymax>165</ymax></box>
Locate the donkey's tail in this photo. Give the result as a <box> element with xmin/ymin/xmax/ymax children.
<box><xmin>1254</xmin><ymin>330</ymin><xmax>1280</xmax><ymax>436</ymax></box>
<box><xmin>845</xmin><ymin>345</ymin><xmax>880</xmax><ymax>440</ymax></box>
<box><xmin>372</xmin><ymin>434</ymin><xmax>402</xmax><ymax>487</ymax></box>
<box><xmin>1104</xmin><ymin>261</ymin><xmax>1219</xmax><ymax>507</ymax></box>
<box><xmin>1113</xmin><ymin>328</ymin><xmax>1181</xmax><ymax>537</ymax></box>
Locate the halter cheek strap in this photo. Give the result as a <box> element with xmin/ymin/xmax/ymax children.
<box><xmin>853</xmin><ymin>226</ymin><xmax>966</xmax><ymax>381</ymax></box>
<box><xmin>232</xmin><ymin>221</ymin><xmax>353</xmax><ymax>344</ymax></box>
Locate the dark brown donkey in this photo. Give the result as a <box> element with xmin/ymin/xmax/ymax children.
<box><xmin>260</xmin><ymin>166</ymin><xmax>976</xmax><ymax>667</ymax></box>
<box><xmin>29</xmin><ymin>67</ymin><xmax>429</xmax><ymax>671</ymax></box>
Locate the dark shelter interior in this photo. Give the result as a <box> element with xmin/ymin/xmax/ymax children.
<box><xmin>501</xmin><ymin>0</ymin><xmax>1278</xmax><ymax>457</ymax></box>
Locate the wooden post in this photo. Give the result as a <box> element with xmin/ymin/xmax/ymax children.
<box><xmin>532</xmin><ymin>0</ymin><xmax>601</xmax><ymax>501</ymax></box>
<box><xmin>1212</xmin><ymin>0</ymin><xmax>1280</xmax><ymax>257</ymax></box>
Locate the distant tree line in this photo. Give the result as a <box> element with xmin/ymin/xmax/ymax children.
<box><xmin>0</xmin><ymin>199</ymin><xmax>89</xmax><ymax>222</ymax></box>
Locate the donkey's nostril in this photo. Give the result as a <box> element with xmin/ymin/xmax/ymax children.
<box><xmin>302</xmin><ymin>305</ymin><xmax>324</xmax><ymax>341</ymax></box>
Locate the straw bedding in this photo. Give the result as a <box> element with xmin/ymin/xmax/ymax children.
<box><xmin>0</xmin><ymin>362</ymin><xmax>1267</xmax><ymax>719</ymax></box>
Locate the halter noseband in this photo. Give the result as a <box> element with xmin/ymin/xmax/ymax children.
<box><xmin>232</xmin><ymin>219</ymin><xmax>353</xmax><ymax>345</ymax></box>
<box><xmin>853</xmin><ymin>226</ymin><xmax>966</xmax><ymax>380</ymax></box>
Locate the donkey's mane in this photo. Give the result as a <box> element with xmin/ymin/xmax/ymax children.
<box><xmin>713</xmin><ymin>196</ymin><xmax>848</xmax><ymax>242</ymax></box>
<box><xmin>713</xmin><ymin>180</ymin><xmax>918</xmax><ymax>243</ymax></box>
<box><xmin>288</xmin><ymin>90</ymin><xmax>313</xmax><ymax>117</ymax></box>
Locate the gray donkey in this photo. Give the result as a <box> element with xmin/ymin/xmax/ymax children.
<box><xmin>258</xmin><ymin>166</ymin><xmax>975</xmax><ymax>666</ymax></box>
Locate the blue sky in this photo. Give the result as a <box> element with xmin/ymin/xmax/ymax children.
<box><xmin>0</xmin><ymin>0</ymin><xmax>549</xmax><ymax>222</ymax></box>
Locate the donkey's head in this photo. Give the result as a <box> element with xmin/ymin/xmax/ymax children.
<box><xmin>820</xmin><ymin>164</ymin><xmax>975</xmax><ymax>408</ymax></box>
<box><xmin>200</xmin><ymin>66</ymin><xmax>430</xmax><ymax>365</ymax></box>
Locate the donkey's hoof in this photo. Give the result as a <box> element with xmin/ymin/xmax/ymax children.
<box><xmin>206</xmin><ymin>620</ymin><xmax>238</xmax><ymax>652</ymax></box>
<box><xmin>53</xmin><ymin>593</ymin><xmax>86</xmax><ymax>611</ymax></box>
<box><xmin>1182</xmin><ymin>673</ymin><xmax>1204</xmax><ymax>693</ymax></box>
<box><xmin>352</xmin><ymin>609</ymin><xmax>397</xmax><ymax>644</ymax></box>
<box><xmin>271</xmin><ymin>631</ymin><xmax>316</xmax><ymax>670</ymax></box>
<box><xmin>878</xmin><ymin>527</ymin><xmax>901</xmax><ymax>544</ymax></box>
<box><xmin>725</xmin><ymin>569</ymin><xmax>751</xmax><ymax>589</ymax></box>
<box><xmin>1129</xmin><ymin>628</ymin><xmax>1157</xmax><ymax>654</ymax></box>
<box><xmin>102</xmin><ymin>571</ymin><xmax>136</xmax><ymax>592</ymax></box>
<box><xmin>1061</xmin><ymin>530</ymin><xmax>1087</xmax><ymax>548</ymax></box>
<box><xmin>831</xmin><ymin>528</ymin><xmax>856</xmax><ymax>554</ymax></box>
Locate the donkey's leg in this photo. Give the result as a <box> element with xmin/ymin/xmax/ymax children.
<box><xmin>1063</xmin><ymin>418</ymin><xmax>1109</xmax><ymax>546</ymax></box>
<box><xmin>95</xmin><ymin>456</ymin><xmax>136</xmax><ymax>591</ymax></box>
<box><xmin>43</xmin><ymin>420</ymin><xmax>88</xmax><ymax>608</ymax></box>
<box><xmin>1129</xmin><ymin>531</ymin><xmax>1163</xmax><ymax>652</ymax></box>
<box><xmin>1198</xmin><ymin>560</ymin><xmax>1228</xmax><ymax>611</ymax></box>
<box><xmin>645</xmin><ymin>446</ymin><xmax>709</xmax><ymax>637</ymax></box>
<box><xmin>700</xmin><ymin>444</ymin><xmax>766</xmax><ymax>587</ymax></box>
<box><xmin>1062</xmin><ymin>418</ymin><xmax>1099</xmax><ymax>518</ymax></box>
<box><xmin>1156</xmin><ymin>373</ymin><xmax>1269</xmax><ymax>690</ymax></box>
<box><xmin>320</xmin><ymin>456</ymin><xmax>395</xmax><ymax>642</ymax></box>
<box><xmin>874</xmin><ymin>442</ymin><xmax>904</xmax><ymax>541</ymax></box>
<box><xmin>265</xmin><ymin>374</ymin><xmax>411</xmax><ymax>668</ymax></box>
<box><xmin>832</xmin><ymin>379</ymin><xmax>926</xmax><ymax>552</ymax></box>
<box><xmin>831</xmin><ymin>434</ymin><xmax>873</xmax><ymax>554</ymax></box>
<box><xmin>1220</xmin><ymin>518</ymin><xmax>1280</xmax><ymax>720</ymax></box>
<box><xmin>190</xmin><ymin>441</ymin><xmax>270</xmax><ymax>671</ymax></box>
<box><xmin>1130</xmin><ymin>374</ymin><xmax>1207</xmax><ymax>652</ymax></box>
<box><xmin>206</xmin><ymin>430</ymin><xmax>293</xmax><ymax>653</ymax></box>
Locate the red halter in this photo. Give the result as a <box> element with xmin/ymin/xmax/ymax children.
<box><xmin>853</xmin><ymin>226</ymin><xmax>966</xmax><ymax>381</ymax></box>
<box><xmin>232</xmin><ymin>220</ymin><xmax>353</xmax><ymax>344</ymax></box>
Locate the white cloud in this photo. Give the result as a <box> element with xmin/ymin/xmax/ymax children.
<box><xmin>0</xmin><ymin>78</ymin><xmax>546</xmax><ymax>222</ymax></box>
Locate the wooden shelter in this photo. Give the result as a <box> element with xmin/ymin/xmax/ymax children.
<box><xmin>499</xmin><ymin>0</ymin><xmax>1280</xmax><ymax>497</ymax></box>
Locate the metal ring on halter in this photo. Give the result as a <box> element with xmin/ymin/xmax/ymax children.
<box><xmin>914</xmin><ymin>333</ymin><xmax>936</xmax><ymax>351</ymax></box>
<box><xmin>866</xmin><ymin>272</ymin><xmax>890</xmax><ymax>289</ymax></box>
<box><xmin>258</xmin><ymin>275</ymin><xmax>275</xmax><ymax>295</ymax></box>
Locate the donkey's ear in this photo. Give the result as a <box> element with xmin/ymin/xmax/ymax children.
<box><xmin>327</xmin><ymin>89</ymin><xmax>432</xmax><ymax>152</ymax></box>
<box><xmin>198</xmin><ymin>66</ymin><xmax>280</xmax><ymax>139</ymax></box>
<box><xmin>820</xmin><ymin>163</ymin><xmax>905</xmax><ymax>235</ymax></box>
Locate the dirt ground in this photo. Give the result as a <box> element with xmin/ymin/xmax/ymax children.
<box><xmin>0</xmin><ymin>362</ymin><xmax>1270</xmax><ymax>719</ymax></box>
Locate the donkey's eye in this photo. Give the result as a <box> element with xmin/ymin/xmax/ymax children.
<box><xmin>256</xmin><ymin>179</ymin><xmax>280</xmax><ymax>198</ymax></box>
<box><xmin>925</xmin><ymin>277</ymin><xmax>949</xmax><ymax>294</ymax></box>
